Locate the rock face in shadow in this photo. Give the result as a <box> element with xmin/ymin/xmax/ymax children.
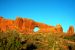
<box><xmin>0</xmin><ymin>16</ymin><xmax>74</xmax><ymax>35</ymax></box>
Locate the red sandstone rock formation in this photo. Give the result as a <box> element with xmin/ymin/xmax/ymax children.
<box><xmin>67</xmin><ymin>26</ymin><xmax>74</xmax><ymax>36</ymax></box>
<box><xmin>34</xmin><ymin>22</ymin><xmax>57</xmax><ymax>33</ymax></box>
<box><xmin>0</xmin><ymin>17</ymin><xmax>57</xmax><ymax>34</ymax></box>
<box><xmin>0</xmin><ymin>16</ymin><xmax>74</xmax><ymax>35</ymax></box>
<box><xmin>55</xmin><ymin>24</ymin><xmax>63</xmax><ymax>33</ymax></box>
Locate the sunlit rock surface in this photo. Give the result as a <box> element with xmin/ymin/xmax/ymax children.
<box><xmin>0</xmin><ymin>16</ymin><xmax>74</xmax><ymax>36</ymax></box>
<box><xmin>66</xmin><ymin>26</ymin><xmax>74</xmax><ymax>36</ymax></box>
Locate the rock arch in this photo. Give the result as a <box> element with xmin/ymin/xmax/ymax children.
<box><xmin>33</xmin><ymin>26</ymin><xmax>40</xmax><ymax>32</ymax></box>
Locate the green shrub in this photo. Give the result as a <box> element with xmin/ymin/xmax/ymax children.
<box><xmin>0</xmin><ymin>30</ymin><xmax>75</xmax><ymax>50</ymax></box>
<box><xmin>64</xmin><ymin>34</ymin><xmax>75</xmax><ymax>42</ymax></box>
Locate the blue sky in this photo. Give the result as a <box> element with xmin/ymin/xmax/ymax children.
<box><xmin>0</xmin><ymin>0</ymin><xmax>75</xmax><ymax>32</ymax></box>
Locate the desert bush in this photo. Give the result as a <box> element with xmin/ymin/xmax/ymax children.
<box><xmin>64</xmin><ymin>34</ymin><xmax>75</xmax><ymax>42</ymax></box>
<box><xmin>0</xmin><ymin>30</ymin><xmax>21</xmax><ymax>50</ymax></box>
<box><xmin>0</xmin><ymin>30</ymin><xmax>74</xmax><ymax>50</ymax></box>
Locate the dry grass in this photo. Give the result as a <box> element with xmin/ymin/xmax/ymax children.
<box><xmin>0</xmin><ymin>30</ymin><xmax>75</xmax><ymax>50</ymax></box>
